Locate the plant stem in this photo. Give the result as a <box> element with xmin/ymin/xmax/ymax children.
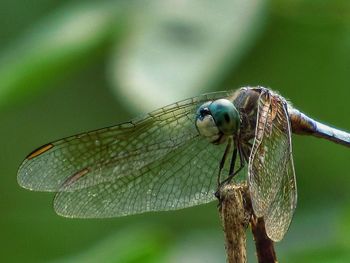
<box><xmin>217</xmin><ymin>183</ymin><xmax>278</xmax><ymax>263</ymax></box>
<box><xmin>218</xmin><ymin>184</ymin><xmax>250</xmax><ymax>263</ymax></box>
<box><xmin>251</xmin><ymin>216</ymin><xmax>278</xmax><ymax>263</ymax></box>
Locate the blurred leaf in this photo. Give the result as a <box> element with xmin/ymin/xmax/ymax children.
<box><xmin>272</xmin><ymin>0</ymin><xmax>350</xmax><ymax>25</ymax></box>
<box><xmin>275</xmin><ymin>206</ymin><xmax>341</xmax><ymax>262</ymax></box>
<box><xmin>164</xmin><ymin>230</ymin><xmax>225</xmax><ymax>263</ymax></box>
<box><xmin>336</xmin><ymin>205</ymin><xmax>350</xmax><ymax>247</ymax></box>
<box><xmin>0</xmin><ymin>1</ymin><xmax>129</xmax><ymax>110</ymax></box>
<box><xmin>272</xmin><ymin>204</ymin><xmax>350</xmax><ymax>262</ymax></box>
<box><xmin>108</xmin><ymin>0</ymin><xmax>267</xmax><ymax>111</ymax></box>
<box><xmin>54</xmin><ymin>225</ymin><xmax>169</xmax><ymax>263</ymax></box>
<box><xmin>285</xmin><ymin>246</ymin><xmax>350</xmax><ymax>263</ymax></box>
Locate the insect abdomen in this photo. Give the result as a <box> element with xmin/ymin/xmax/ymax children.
<box><xmin>288</xmin><ymin>107</ymin><xmax>350</xmax><ymax>147</ymax></box>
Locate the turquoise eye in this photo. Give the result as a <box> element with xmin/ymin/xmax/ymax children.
<box><xmin>196</xmin><ymin>101</ymin><xmax>212</xmax><ymax>121</ymax></box>
<box><xmin>208</xmin><ymin>99</ymin><xmax>240</xmax><ymax>135</ymax></box>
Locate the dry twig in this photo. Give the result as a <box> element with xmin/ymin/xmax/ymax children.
<box><xmin>217</xmin><ymin>183</ymin><xmax>277</xmax><ymax>263</ymax></box>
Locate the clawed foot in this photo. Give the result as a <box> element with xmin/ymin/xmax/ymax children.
<box><xmin>215</xmin><ymin>179</ymin><xmax>230</xmax><ymax>203</ymax></box>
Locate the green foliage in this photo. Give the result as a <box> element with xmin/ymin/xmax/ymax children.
<box><xmin>0</xmin><ymin>2</ymin><xmax>128</xmax><ymax>109</ymax></box>
<box><xmin>1</xmin><ymin>0</ymin><xmax>350</xmax><ymax>262</ymax></box>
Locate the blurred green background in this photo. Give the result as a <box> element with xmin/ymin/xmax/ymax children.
<box><xmin>1</xmin><ymin>0</ymin><xmax>350</xmax><ymax>262</ymax></box>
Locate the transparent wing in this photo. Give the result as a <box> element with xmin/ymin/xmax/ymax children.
<box><xmin>248</xmin><ymin>89</ymin><xmax>297</xmax><ymax>239</ymax></box>
<box><xmin>18</xmin><ymin>90</ymin><xmax>235</xmax><ymax>217</ymax></box>
<box><xmin>264</xmin><ymin>104</ymin><xmax>297</xmax><ymax>241</ymax></box>
<box><xmin>53</xmin><ymin>136</ymin><xmax>229</xmax><ymax>218</ymax></box>
<box><xmin>18</xmin><ymin>91</ymin><xmax>233</xmax><ymax>192</ymax></box>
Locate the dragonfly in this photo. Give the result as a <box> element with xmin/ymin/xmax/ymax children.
<box><xmin>17</xmin><ymin>87</ymin><xmax>350</xmax><ymax>242</ymax></box>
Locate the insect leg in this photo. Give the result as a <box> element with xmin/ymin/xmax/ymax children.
<box><xmin>228</xmin><ymin>148</ymin><xmax>238</xmax><ymax>176</ymax></box>
<box><xmin>217</xmin><ymin>142</ymin><xmax>245</xmax><ymax>189</ymax></box>
<box><xmin>217</xmin><ymin>139</ymin><xmax>232</xmax><ymax>187</ymax></box>
<box><xmin>231</xmin><ymin>145</ymin><xmax>245</xmax><ymax>177</ymax></box>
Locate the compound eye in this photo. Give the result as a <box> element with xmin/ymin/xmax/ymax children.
<box><xmin>199</xmin><ymin>107</ymin><xmax>210</xmax><ymax>117</ymax></box>
<box><xmin>208</xmin><ymin>99</ymin><xmax>240</xmax><ymax>135</ymax></box>
<box><xmin>196</xmin><ymin>101</ymin><xmax>212</xmax><ymax>120</ymax></box>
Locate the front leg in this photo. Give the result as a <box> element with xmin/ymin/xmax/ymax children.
<box><xmin>217</xmin><ymin>138</ymin><xmax>233</xmax><ymax>187</ymax></box>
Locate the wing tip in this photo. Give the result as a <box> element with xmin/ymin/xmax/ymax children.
<box><xmin>17</xmin><ymin>166</ymin><xmax>57</xmax><ymax>192</ymax></box>
<box><xmin>17</xmin><ymin>177</ymin><xmax>35</xmax><ymax>191</ymax></box>
<box><xmin>17</xmin><ymin>143</ymin><xmax>54</xmax><ymax>190</ymax></box>
<box><xmin>25</xmin><ymin>143</ymin><xmax>54</xmax><ymax>160</ymax></box>
<box><xmin>266</xmin><ymin>230</ymin><xmax>283</xmax><ymax>242</ymax></box>
<box><xmin>265</xmin><ymin>224</ymin><xmax>288</xmax><ymax>242</ymax></box>
<box><xmin>17</xmin><ymin>165</ymin><xmax>35</xmax><ymax>191</ymax></box>
<box><xmin>54</xmin><ymin>208</ymin><xmax>77</xmax><ymax>219</ymax></box>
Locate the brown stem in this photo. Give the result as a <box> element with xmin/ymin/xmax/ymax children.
<box><xmin>217</xmin><ymin>184</ymin><xmax>278</xmax><ymax>263</ymax></box>
<box><xmin>251</xmin><ymin>216</ymin><xmax>278</xmax><ymax>263</ymax></box>
<box><xmin>218</xmin><ymin>184</ymin><xmax>251</xmax><ymax>263</ymax></box>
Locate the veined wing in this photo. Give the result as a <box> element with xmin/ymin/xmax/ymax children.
<box><xmin>264</xmin><ymin>103</ymin><xmax>297</xmax><ymax>241</ymax></box>
<box><xmin>18</xmin><ymin>91</ymin><xmax>234</xmax><ymax>217</ymax></box>
<box><xmin>54</xmin><ymin>135</ymin><xmax>230</xmax><ymax>218</ymax></box>
<box><xmin>248</xmin><ymin>89</ymin><xmax>297</xmax><ymax>241</ymax></box>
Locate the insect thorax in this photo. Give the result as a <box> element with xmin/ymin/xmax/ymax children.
<box><xmin>231</xmin><ymin>87</ymin><xmax>262</xmax><ymax>142</ymax></box>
